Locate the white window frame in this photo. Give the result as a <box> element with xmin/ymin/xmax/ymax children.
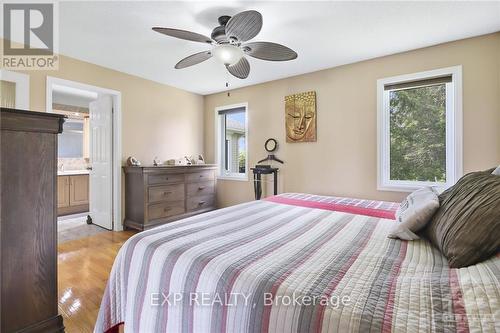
<box><xmin>377</xmin><ymin>66</ymin><xmax>463</xmax><ymax>192</ymax></box>
<box><xmin>215</xmin><ymin>102</ymin><xmax>249</xmax><ymax>181</ymax></box>
<box><xmin>0</xmin><ymin>69</ymin><xmax>30</xmax><ymax>109</ymax></box>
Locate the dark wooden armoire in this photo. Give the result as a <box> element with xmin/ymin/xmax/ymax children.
<box><xmin>0</xmin><ymin>108</ymin><xmax>65</xmax><ymax>332</ymax></box>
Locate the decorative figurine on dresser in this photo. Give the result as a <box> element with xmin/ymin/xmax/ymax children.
<box><xmin>1</xmin><ymin>108</ymin><xmax>65</xmax><ymax>332</ymax></box>
<box><xmin>123</xmin><ymin>163</ymin><xmax>218</xmax><ymax>230</ymax></box>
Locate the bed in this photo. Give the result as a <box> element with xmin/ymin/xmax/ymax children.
<box><xmin>95</xmin><ymin>193</ymin><xmax>499</xmax><ymax>332</ymax></box>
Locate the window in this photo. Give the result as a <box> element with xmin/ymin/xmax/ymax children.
<box><xmin>377</xmin><ymin>66</ymin><xmax>462</xmax><ymax>191</ymax></box>
<box><xmin>216</xmin><ymin>103</ymin><xmax>248</xmax><ymax>180</ymax></box>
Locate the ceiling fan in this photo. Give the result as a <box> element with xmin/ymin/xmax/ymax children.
<box><xmin>152</xmin><ymin>10</ymin><xmax>298</xmax><ymax>79</ymax></box>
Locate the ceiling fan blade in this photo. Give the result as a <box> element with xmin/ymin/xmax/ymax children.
<box><xmin>225</xmin><ymin>10</ymin><xmax>262</xmax><ymax>42</ymax></box>
<box><xmin>226</xmin><ymin>57</ymin><xmax>250</xmax><ymax>79</ymax></box>
<box><xmin>152</xmin><ymin>27</ymin><xmax>213</xmax><ymax>44</ymax></box>
<box><xmin>243</xmin><ymin>42</ymin><xmax>297</xmax><ymax>61</ymax></box>
<box><xmin>175</xmin><ymin>51</ymin><xmax>212</xmax><ymax>69</ymax></box>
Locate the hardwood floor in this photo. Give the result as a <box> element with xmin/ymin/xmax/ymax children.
<box><xmin>58</xmin><ymin>230</ymin><xmax>136</xmax><ymax>332</ymax></box>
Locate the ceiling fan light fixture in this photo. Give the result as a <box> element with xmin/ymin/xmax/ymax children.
<box><xmin>212</xmin><ymin>44</ymin><xmax>243</xmax><ymax>66</ymax></box>
<box><xmin>153</xmin><ymin>10</ymin><xmax>297</xmax><ymax>79</ymax></box>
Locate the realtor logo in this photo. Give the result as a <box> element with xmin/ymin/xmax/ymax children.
<box><xmin>1</xmin><ymin>2</ymin><xmax>58</xmax><ymax>70</ymax></box>
<box><xmin>3</xmin><ymin>3</ymin><xmax>53</xmax><ymax>55</ymax></box>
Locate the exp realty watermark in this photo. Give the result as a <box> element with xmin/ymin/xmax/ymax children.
<box><xmin>151</xmin><ymin>292</ymin><xmax>351</xmax><ymax>308</ymax></box>
<box><xmin>1</xmin><ymin>2</ymin><xmax>59</xmax><ymax>70</ymax></box>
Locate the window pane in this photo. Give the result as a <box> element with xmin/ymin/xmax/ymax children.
<box><xmin>389</xmin><ymin>84</ymin><xmax>446</xmax><ymax>182</ymax></box>
<box><xmin>224</xmin><ymin>111</ymin><xmax>246</xmax><ymax>174</ymax></box>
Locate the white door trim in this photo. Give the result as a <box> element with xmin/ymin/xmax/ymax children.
<box><xmin>0</xmin><ymin>69</ymin><xmax>30</xmax><ymax>109</ymax></box>
<box><xmin>46</xmin><ymin>76</ymin><xmax>123</xmax><ymax>231</ymax></box>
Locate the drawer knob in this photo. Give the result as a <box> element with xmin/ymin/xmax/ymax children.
<box><xmin>165</xmin><ymin>177</ymin><xmax>169</xmax><ymax>180</ymax></box>
<box><xmin>198</xmin><ymin>186</ymin><xmax>205</xmax><ymax>190</ymax></box>
<box><xmin>198</xmin><ymin>201</ymin><xmax>206</xmax><ymax>205</ymax></box>
<box><xmin>163</xmin><ymin>191</ymin><xmax>172</xmax><ymax>195</ymax></box>
<box><xmin>199</xmin><ymin>175</ymin><xmax>203</xmax><ymax>178</ymax></box>
<box><xmin>163</xmin><ymin>207</ymin><xmax>171</xmax><ymax>212</ymax></box>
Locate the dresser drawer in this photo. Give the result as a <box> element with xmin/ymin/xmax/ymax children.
<box><xmin>148</xmin><ymin>201</ymin><xmax>185</xmax><ymax>221</ymax></box>
<box><xmin>148</xmin><ymin>173</ymin><xmax>184</xmax><ymax>185</ymax></box>
<box><xmin>124</xmin><ymin>166</ymin><xmax>218</xmax><ymax>231</ymax></box>
<box><xmin>187</xmin><ymin>181</ymin><xmax>214</xmax><ymax>197</ymax></box>
<box><xmin>186</xmin><ymin>170</ymin><xmax>215</xmax><ymax>183</ymax></box>
<box><xmin>149</xmin><ymin>183</ymin><xmax>184</xmax><ymax>203</ymax></box>
<box><xmin>187</xmin><ymin>194</ymin><xmax>215</xmax><ymax>212</ymax></box>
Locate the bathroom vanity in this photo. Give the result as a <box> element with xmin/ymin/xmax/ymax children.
<box><xmin>57</xmin><ymin>171</ymin><xmax>89</xmax><ymax>216</ymax></box>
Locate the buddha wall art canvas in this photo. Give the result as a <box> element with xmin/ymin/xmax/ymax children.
<box><xmin>285</xmin><ymin>91</ymin><xmax>317</xmax><ymax>142</ymax></box>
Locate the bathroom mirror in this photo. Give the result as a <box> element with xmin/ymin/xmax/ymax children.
<box><xmin>58</xmin><ymin>119</ymin><xmax>84</xmax><ymax>158</ymax></box>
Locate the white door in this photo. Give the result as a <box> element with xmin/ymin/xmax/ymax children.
<box><xmin>89</xmin><ymin>95</ymin><xmax>113</xmax><ymax>230</ymax></box>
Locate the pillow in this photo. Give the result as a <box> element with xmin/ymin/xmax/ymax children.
<box><xmin>388</xmin><ymin>187</ymin><xmax>440</xmax><ymax>240</ymax></box>
<box><xmin>492</xmin><ymin>165</ymin><xmax>500</xmax><ymax>175</ymax></box>
<box><xmin>424</xmin><ymin>168</ymin><xmax>500</xmax><ymax>268</ymax></box>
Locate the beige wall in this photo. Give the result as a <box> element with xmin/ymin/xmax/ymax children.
<box><xmin>2</xmin><ymin>40</ymin><xmax>204</xmax><ymax>226</ymax></box>
<box><xmin>13</xmin><ymin>54</ymin><xmax>204</xmax><ymax>164</ymax></box>
<box><xmin>3</xmin><ymin>33</ymin><xmax>499</xmax><ymax>213</ymax></box>
<box><xmin>204</xmin><ymin>33</ymin><xmax>500</xmax><ymax>207</ymax></box>
<box><xmin>24</xmin><ymin>56</ymin><xmax>203</xmax><ymax>164</ymax></box>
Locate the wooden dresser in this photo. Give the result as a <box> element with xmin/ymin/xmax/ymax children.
<box><xmin>1</xmin><ymin>108</ymin><xmax>65</xmax><ymax>332</ymax></box>
<box><xmin>123</xmin><ymin>165</ymin><xmax>217</xmax><ymax>230</ymax></box>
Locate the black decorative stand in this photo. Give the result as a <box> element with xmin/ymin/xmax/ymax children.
<box><xmin>251</xmin><ymin>165</ymin><xmax>279</xmax><ymax>200</ymax></box>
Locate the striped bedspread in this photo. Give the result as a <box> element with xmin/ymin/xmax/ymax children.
<box><xmin>95</xmin><ymin>194</ymin><xmax>499</xmax><ymax>333</ymax></box>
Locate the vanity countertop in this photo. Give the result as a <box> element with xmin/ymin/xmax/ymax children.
<box><xmin>57</xmin><ymin>170</ymin><xmax>89</xmax><ymax>176</ymax></box>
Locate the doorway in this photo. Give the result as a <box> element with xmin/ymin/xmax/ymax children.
<box><xmin>46</xmin><ymin>77</ymin><xmax>122</xmax><ymax>235</ymax></box>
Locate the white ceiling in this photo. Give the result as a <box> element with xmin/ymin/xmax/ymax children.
<box><xmin>55</xmin><ymin>1</ymin><xmax>500</xmax><ymax>95</ymax></box>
